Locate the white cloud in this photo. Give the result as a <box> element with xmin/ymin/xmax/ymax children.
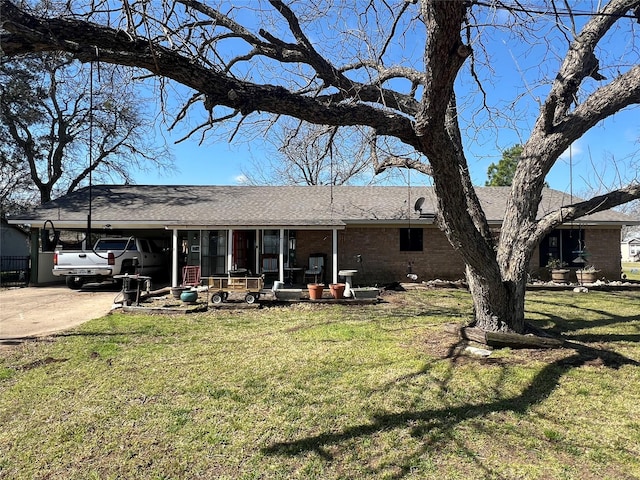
<box><xmin>559</xmin><ymin>143</ymin><xmax>583</xmax><ymax>161</ymax></box>
<box><xmin>234</xmin><ymin>174</ymin><xmax>249</xmax><ymax>185</ymax></box>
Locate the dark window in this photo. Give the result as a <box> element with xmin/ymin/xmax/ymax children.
<box><xmin>539</xmin><ymin>229</ymin><xmax>585</xmax><ymax>267</ymax></box>
<box><xmin>95</xmin><ymin>239</ymin><xmax>137</xmax><ymax>251</ymax></box>
<box><xmin>400</xmin><ymin>228</ymin><xmax>423</xmax><ymax>251</ymax></box>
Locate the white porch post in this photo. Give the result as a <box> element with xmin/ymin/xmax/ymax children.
<box><xmin>278</xmin><ymin>228</ymin><xmax>285</xmax><ymax>282</ymax></box>
<box><xmin>172</xmin><ymin>228</ymin><xmax>179</xmax><ymax>287</ymax></box>
<box><xmin>227</xmin><ymin>229</ymin><xmax>233</xmax><ymax>272</ymax></box>
<box><xmin>332</xmin><ymin>228</ymin><xmax>338</xmax><ymax>284</ymax></box>
<box><xmin>254</xmin><ymin>229</ymin><xmax>260</xmax><ymax>275</ymax></box>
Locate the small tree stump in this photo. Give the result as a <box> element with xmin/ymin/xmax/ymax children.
<box><xmin>444</xmin><ymin>323</ymin><xmax>563</xmax><ymax>349</ymax></box>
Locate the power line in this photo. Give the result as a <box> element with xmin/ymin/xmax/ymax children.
<box><xmin>474</xmin><ymin>1</ymin><xmax>640</xmax><ymax>20</ymax></box>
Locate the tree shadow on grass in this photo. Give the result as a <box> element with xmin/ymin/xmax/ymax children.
<box><xmin>526</xmin><ymin>293</ymin><xmax>640</xmax><ymax>334</ymax></box>
<box><xmin>262</xmin><ymin>341</ymin><xmax>639</xmax><ymax>478</ymax></box>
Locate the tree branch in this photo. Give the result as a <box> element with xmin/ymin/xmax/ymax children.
<box><xmin>1</xmin><ymin>0</ymin><xmax>419</xmax><ymax>147</ymax></box>
<box><xmin>534</xmin><ymin>184</ymin><xmax>640</xmax><ymax>241</ymax></box>
<box><xmin>537</xmin><ymin>0</ymin><xmax>640</xmax><ymax>130</ymax></box>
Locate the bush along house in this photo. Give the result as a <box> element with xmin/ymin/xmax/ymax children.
<box><xmin>7</xmin><ymin>185</ymin><xmax>639</xmax><ymax>287</ymax></box>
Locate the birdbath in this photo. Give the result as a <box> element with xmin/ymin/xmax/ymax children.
<box><xmin>338</xmin><ymin>269</ymin><xmax>358</xmax><ymax>297</ymax></box>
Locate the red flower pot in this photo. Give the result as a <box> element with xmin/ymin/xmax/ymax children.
<box><xmin>329</xmin><ymin>283</ymin><xmax>345</xmax><ymax>299</ymax></box>
<box><xmin>307</xmin><ymin>283</ymin><xmax>324</xmax><ymax>300</ymax></box>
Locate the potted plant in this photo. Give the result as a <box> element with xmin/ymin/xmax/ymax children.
<box><xmin>576</xmin><ymin>265</ymin><xmax>600</xmax><ymax>283</ymax></box>
<box><xmin>180</xmin><ymin>289</ymin><xmax>199</xmax><ymax>304</ymax></box>
<box><xmin>546</xmin><ymin>257</ymin><xmax>570</xmax><ymax>283</ymax></box>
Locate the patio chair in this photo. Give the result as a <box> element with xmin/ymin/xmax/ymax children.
<box><xmin>261</xmin><ymin>254</ymin><xmax>279</xmax><ymax>281</ymax></box>
<box><xmin>304</xmin><ymin>253</ymin><xmax>326</xmax><ymax>284</ymax></box>
<box><xmin>182</xmin><ymin>265</ymin><xmax>201</xmax><ymax>286</ymax></box>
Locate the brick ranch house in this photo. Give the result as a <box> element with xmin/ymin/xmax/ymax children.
<box><xmin>8</xmin><ymin>185</ymin><xmax>638</xmax><ymax>287</ymax></box>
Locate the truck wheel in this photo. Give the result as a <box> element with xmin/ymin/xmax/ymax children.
<box><xmin>66</xmin><ymin>276</ymin><xmax>84</xmax><ymax>290</ymax></box>
<box><xmin>245</xmin><ymin>293</ymin><xmax>256</xmax><ymax>304</ymax></box>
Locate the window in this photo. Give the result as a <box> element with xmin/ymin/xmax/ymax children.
<box><xmin>539</xmin><ymin>229</ymin><xmax>585</xmax><ymax>267</ymax></box>
<box><xmin>263</xmin><ymin>230</ymin><xmax>280</xmax><ymax>255</ymax></box>
<box><xmin>201</xmin><ymin>230</ymin><xmax>227</xmax><ymax>276</ymax></box>
<box><xmin>95</xmin><ymin>239</ymin><xmax>137</xmax><ymax>251</ymax></box>
<box><xmin>400</xmin><ymin>228</ymin><xmax>423</xmax><ymax>251</ymax></box>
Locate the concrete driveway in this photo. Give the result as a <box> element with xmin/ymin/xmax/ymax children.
<box><xmin>0</xmin><ymin>284</ymin><xmax>118</xmax><ymax>344</ymax></box>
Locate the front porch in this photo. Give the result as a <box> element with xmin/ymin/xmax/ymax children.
<box><xmin>169</xmin><ymin>226</ymin><xmax>353</xmax><ymax>289</ymax></box>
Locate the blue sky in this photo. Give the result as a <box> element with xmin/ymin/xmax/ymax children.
<box><xmin>137</xmin><ymin>101</ymin><xmax>638</xmax><ymax>196</ymax></box>
<box><xmin>132</xmin><ymin>1</ymin><xmax>639</xmax><ymax>197</ymax></box>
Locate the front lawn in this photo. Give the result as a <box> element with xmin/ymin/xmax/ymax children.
<box><xmin>622</xmin><ymin>262</ymin><xmax>640</xmax><ymax>281</ymax></box>
<box><xmin>1</xmin><ymin>289</ymin><xmax>639</xmax><ymax>479</ymax></box>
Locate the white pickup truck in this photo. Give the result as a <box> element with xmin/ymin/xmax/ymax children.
<box><xmin>53</xmin><ymin>237</ymin><xmax>167</xmax><ymax>289</ymax></box>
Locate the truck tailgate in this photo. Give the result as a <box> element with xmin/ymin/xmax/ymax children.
<box><xmin>54</xmin><ymin>251</ymin><xmax>109</xmax><ymax>268</ymax></box>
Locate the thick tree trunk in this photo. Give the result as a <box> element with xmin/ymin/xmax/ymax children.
<box><xmin>466</xmin><ymin>264</ymin><xmax>526</xmax><ymax>334</ymax></box>
<box><xmin>4</xmin><ymin>0</ymin><xmax>640</xmax><ymax>338</ymax></box>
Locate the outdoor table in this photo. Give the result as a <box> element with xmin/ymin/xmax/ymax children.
<box><xmin>284</xmin><ymin>267</ymin><xmax>303</xmax><ymax>285</ymax></box>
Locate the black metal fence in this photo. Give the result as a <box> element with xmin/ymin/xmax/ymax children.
<box><xmin>0</xmin><ymin>256</ymin><xmax>30</xmax><ymax>287</ymax></box>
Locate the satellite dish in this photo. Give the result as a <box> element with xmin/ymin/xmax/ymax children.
<box><xmin>414</xmin><ymin>197</ymin><xmax>425</xmax><ymax>213</ymax></box>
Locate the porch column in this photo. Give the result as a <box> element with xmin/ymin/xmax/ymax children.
<box><xmin>227</xmin><ymin>229</ymin><xmax>234</xmax><ymax>271</ymax></box>
<box><xmin>332</xmin><ymin>228</ymin><xmax>338</xmax><ymax>284</ymax></box>
<box><xmin>278</xmin><ymin>228</ymin><xmax>285</xmax><ymax>282</ymax></box>
<box><xmin>255</xmin><ymin>229</ymin><xmax>260</xmax><ymax>275</ymax></box>
<box><xmin>172</xmin><ymin>228</ymin><xmax>178</xmax><ymax>287</ymax></box>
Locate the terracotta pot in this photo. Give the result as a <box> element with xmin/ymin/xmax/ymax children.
<box><xmin>576</xmin><ymin>270</ymin><xmax>599</xmax><ymax>283</ymax></box>
<box><xmin>329</xmin><ymin>283</ymin><xmax>346</xmax><ymax>299</ymax></box>
<box><xmin>307</xmin><ymin>283</ymin><xmax>324</xmax><ymax>300</ymax></box>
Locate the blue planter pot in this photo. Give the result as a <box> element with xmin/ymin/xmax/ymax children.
<box><xmin>180</xmin><ymin>290</ymin><xmax>198</xmax><ymax>303</ymax></box>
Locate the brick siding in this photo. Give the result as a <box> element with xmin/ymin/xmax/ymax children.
<box><xmin>583</xmin><ymin>228</ymin><xmax>622</xmax><ymax>279</ymax></box>
<box><xmin>293</xmin><ymin>225</ymin><xmax>622</xmax><ymax>285</ymax></box>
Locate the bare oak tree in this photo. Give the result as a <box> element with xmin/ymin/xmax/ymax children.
<box><xmin>0</xmin><ymin>52</ymin><xmax>172</xmax><ymax>210</ymax></box>
<box><xmin>241</xmin><ymin>121</ymin><xmax>401</xmax><ymax>186</ymax></box>
<box><xmin>2</xmin><ymin>0</ymin><xmax>640</xmax><ymax>334</ymax></box>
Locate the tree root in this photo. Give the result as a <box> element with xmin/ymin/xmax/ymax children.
<box><xmin>444</xmin><ymin>323</ymin><xmax>564</xmax><ymax>349</ymax></box>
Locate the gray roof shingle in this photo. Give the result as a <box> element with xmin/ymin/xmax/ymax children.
<box><xmin>8</xmin><ymin>184</ymin><xmax>638</xmax><ymax>228</ymax></box>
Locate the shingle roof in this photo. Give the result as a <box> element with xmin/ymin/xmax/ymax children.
<box><xmin>8</xmin><ymin>184</ymin><xmax>638</xmax><ymax>228</ymax></box>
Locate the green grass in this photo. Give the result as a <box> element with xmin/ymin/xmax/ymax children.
<box><xmin>622</xmin><ymin>262</ymin><xmax>640</xmax><ymax>281</ymax></box>
<box><xmin>1</xmin><ymin>289</ymin><xmax>639</xmax><ymax>479</ymax></box>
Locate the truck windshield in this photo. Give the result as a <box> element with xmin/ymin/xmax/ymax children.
<box><xmin>95</xmin><ymin>239</ymin><xmax>137</xmax><ymax>251</ymax></box>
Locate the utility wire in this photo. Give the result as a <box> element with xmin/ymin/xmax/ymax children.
<box><xmin>475</xmin><ymin>1</ymin><xmax>639</xmax><ymax>19</ymax></box>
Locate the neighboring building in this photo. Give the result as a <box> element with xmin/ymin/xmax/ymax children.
<box><xmin>621</xmin><ymin>237</ymin><xmax>640</xmax><ymax>262</ymax></box>
<box><xmin>1</xmin><ymin>219</ymin><xmax>30</xmax><ymax>286</ymax></box>
<box><xmin>7</xmin><ymin>185</ymin><xmax>639</xmax><ymax>286</ymax></box>
<box><xmin>1</xmin><ymin>219</ymin><xmax>29</xmax><ymax>257</ymax></box>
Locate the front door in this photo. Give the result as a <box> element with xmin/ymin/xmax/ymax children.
<box><xmin>232</xmin><ymin>231</ymin><xmax>256</xmax><ymax>273</ymax></box>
